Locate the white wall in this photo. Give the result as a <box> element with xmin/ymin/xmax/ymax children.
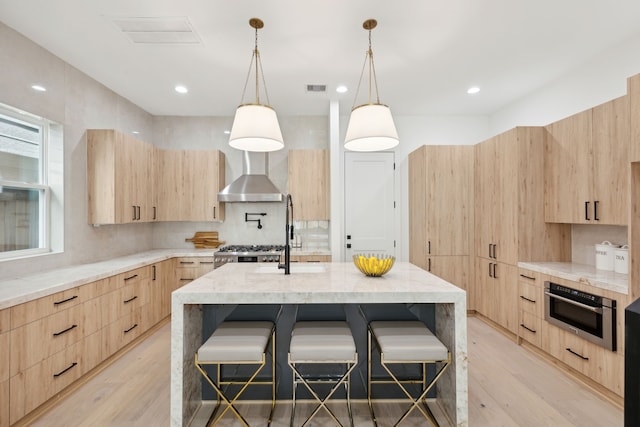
<box><xmin>0</xmin><ymin>22</ymin><xmax>156</xmax><ymax>278</ymax></box>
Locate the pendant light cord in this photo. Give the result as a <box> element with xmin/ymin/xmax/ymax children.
<box><xmin>238</xmin><ymin>23</ymin><xmax>271</xmax><ymax>106</ymax></box>
<box><xmin>352</xmin><ymin>25</ymin><xmax>381</xmax><ymax>109</ymax></box>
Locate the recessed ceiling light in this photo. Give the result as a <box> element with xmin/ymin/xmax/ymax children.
<box><xmin>336</xmin><ymin>85</ymin><xmax>348</xmax><ymax>94</ymax></box>
<box><xmin>132</xmin><ymin>130</ymin><xmax>140</xmax><ymax>135</ymax></box>
<box><xmin>175</xmin><ymin>85</ymin><xmax>188</xmax><ymax>94</ymax></box>
<box><xmin>467</xmin><ymin>86</ymin><xmax>480</xmax><ymax>94</ymax></box>
<box><xmin>223</xmin><ymin>130</ymin><xmax>231</xmax><ymax>135</ymax></box>
<box><xmin>31</xmin><ymin>85</ymin><xmax>46</xmax><ymax>92</ymax></box>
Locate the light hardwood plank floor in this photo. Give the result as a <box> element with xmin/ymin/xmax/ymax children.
<box><xmin>30</xmin><ymin>316</ymin><xmax>623</xmax><ymax>426</ymax></box>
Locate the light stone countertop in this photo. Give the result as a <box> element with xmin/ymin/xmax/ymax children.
<box><xmin>518</xmin><ymin>261</ymin><xmax>629</xmax><ymax>295</ymax></box>
<box><xmin>173</xmin><ymin>261</ymin><xmax>465</xmax><ymax>304</ymax></box>
<box><xmin>0</xmin><ymin>249</ymin><xmax>215</xmax><ymax>310</ymax></box>
<box><xmin>170</xmin><ymin>262</ymin><xmax>468</xmax><ymax>426</ymax></box>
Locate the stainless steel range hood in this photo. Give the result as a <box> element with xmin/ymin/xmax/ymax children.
<box><xmin>217</xmin><ymin>151</ymin><xmax>283</xmax><ymax>202</ymax></box>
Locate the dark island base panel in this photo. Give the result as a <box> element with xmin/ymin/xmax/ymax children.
<box><xmin>200</xmin><ymin>303</ymin><xmax>437</xmax><ymax>400</ymax></box>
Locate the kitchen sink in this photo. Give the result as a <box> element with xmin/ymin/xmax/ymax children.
<box><xmin>254</xmin><ymin>264</ymin><xmax>326</xmax><ymax>274</ymax></box>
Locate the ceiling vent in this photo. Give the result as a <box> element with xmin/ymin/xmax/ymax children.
<box><xmin>110</xmin><ymin>16</ymin><xmax>201</xmax><ymax>44</ymax></box>
<box><xmin>306</xmin><ymin>84</ymin><xmax>327</xmax><ymax>93</ymax></box>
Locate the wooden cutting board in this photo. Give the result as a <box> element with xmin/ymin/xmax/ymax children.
<box><xmin>185</xmin><ymin>231</ymin><xmax>225</xmax><ymax>248</ymax></box>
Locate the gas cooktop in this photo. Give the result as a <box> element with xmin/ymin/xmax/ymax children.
<box><xmin>216</xmin><ymin>244</ymin><xmax>285</xmax><ymax>254</ymax></box>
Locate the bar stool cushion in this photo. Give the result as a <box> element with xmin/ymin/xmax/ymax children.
<box><xmin>370</xmin><ymin>320</ymin><xmax>448</xmax><ymax>361</ymax></box>
<box><xmin>197</xmin><ymin>321</ymin><xmax>273</xmax><ymax>363</ymax></box>
<box><xmin>290</xmin><ymin>321</ymin><xmax>356</xmax><ymax>362</ymax></box>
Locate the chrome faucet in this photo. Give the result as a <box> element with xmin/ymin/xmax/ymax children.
<box><xmin>279</xmin><ymin>194</ymin><xmax>294</xmax><ymax>274</ymax></box>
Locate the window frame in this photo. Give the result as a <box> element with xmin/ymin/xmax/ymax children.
<box><xmin>0</xmin><ymin>104</ymin><xmax>59</xmax><ymax>261</ymax></box>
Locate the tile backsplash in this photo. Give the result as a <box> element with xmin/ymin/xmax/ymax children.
<box><xmin>571</xmin><ymin>224</ymin><xmax>628</xmax><ymax>266</ymax></box>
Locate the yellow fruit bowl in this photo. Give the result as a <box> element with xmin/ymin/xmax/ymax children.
<box><xmin>353</xmin><ymin>254</ymin><xmax>395</xmax><ymax>277</ymax></box>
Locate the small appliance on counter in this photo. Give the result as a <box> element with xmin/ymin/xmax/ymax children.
<box><xmin>214</xmin><ymin>244</ymin><xmax>284</xmax><ymax>269</ymax></box>
<box><xmin>595</xmin><ymin>240</ymin><xmax>620</xmax><ymax>271</ymax></box>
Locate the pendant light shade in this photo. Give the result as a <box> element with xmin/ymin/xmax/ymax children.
<box><xmin>229</xmin><ymin>104</ymin><xmax>284</xmax><ymax>152</ymax></box>
<box><xmin>344</xmin><ymin>19</ymin><xmax>399</xmax><ymax>152</ymax></box>
<box><xmin>229</xmin><ymin>18</ymin><xmax>284</xmax><ymax>152</ymax></box>
<box><xmin>344</xmin><ymin>104</ymin><xmax>398</xmax><ymax>151</ymax></box>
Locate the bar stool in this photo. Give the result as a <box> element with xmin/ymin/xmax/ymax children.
<box><xmin>288</xmin><ymin>321</ymin><xmax>358</xmax><ymax>427</ymax></box>
<box><xmin>195</xmin><ymin>320</ymin><xmax>277</xmax><ymax>426</ymax></box>
<box><xmin>366</xmin><ymin>320</ymin><xmax>451</xmax><ymax>426</ymax></box>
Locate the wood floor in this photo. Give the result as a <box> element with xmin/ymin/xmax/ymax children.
<box><xmin>30</xmin><ymin>316</ymin><xmax>623</xmax><ymax>426</ymax></box>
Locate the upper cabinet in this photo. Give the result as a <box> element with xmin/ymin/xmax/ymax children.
<box><xmin>87</xmin><ymin>129</ymin><xmax>156</xmax><ymax>225</ymax></box>
<box><xmin>288</xmin><ymin>149</ymin><xmax>329</xmax><ymax>220</ymax></box>
<box><xmin>476</xmin><ymin>127</ymin><xmax>571</xmax><ymax>265</ymax></box>
<box><xmin>156</xmin><ymin>149</ymin><xmax>225</xmax><ymax>222</ymax></box>
<box><xmin>629</xmin><ymin>74</ymin><xmax>640</xmax><ymax>162</ymax></box>
<box><xmin>544</xmin><ymin>96</ymin><xmax>629</xmax><ymax>225</ymax></box>
<box><xmin>88</xmin><ymin>130</ymin><xmax>225</xmax><ymax>225</ymax></box>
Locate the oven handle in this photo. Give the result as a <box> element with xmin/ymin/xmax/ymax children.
<box><xmin>544</xmin><ymin>291</ymin><xmax>603</xmax><ymax>314</ymax></box>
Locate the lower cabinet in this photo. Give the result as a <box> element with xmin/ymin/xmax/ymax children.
<box><xmin>1</xmin><ymin>310</ymin><xmax>9</xmax><ymax>427</ymax></box>
<box><xmin>175</xmin><ymin>257</ymin><xmax>215</xmax><ymax>285</ymax></box>
<box><xmin>426</xmin><ymin>256</ymin><xmax>469</xmax><ymax>292</ymax></box>
<box><xmin>0</xmin><ymin>378</ymin><xmax>8</xmax><ymax>427</ymax></box>
<box><xmin>476</xmin><ymin>258</ymin><xmax>518</xmax><ymax>334</ymax></box>
<box><xmin>517</xmin><ymin>268</ymin><xmax>625</xmax><ymax>397</ymax></box>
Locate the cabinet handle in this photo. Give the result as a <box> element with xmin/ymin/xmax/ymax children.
<box><xmin>152</xmin><ymin>265</ymin><xmax>156</xmax><ymax>281</ymax></box>
<box><xmin>124</xmin><ymin>274</ymin><xmax>138</xmax><ymax>281</ymax></box>
<box><xmin>124</xmin><ymin>295</ymin><xmax>138</xmax><ymax>304</ymax></box>
<box><xmin>53</xmin><ymin>324</ymin><xmax>78</xmax><ymax>337</ymax></box>
<box><xmin>428</xmin><ymin>258</ymin><xmax>431</xmax><ymax>272</ymax></box>
<box><xmin>180</xmin><ymin>261</ymin><xmax>195</xmax><ymax>265</ymax></box>
<box><xmin>137</xmin><ymin>206</ymin><xmax>141</xmax><ymax>220</ymax></box>
<box><xmin>180</xmin><ymin>278</ymin><xmax>193</xmax><ymax>281</ymax></box>
<box><xmin>124</xmin><ymin>323</ymin><xmax>138</xmax><ymax>334</ymax></box>
<box><xmin>488</xmin><ymin>244</ymin><xmax>492</xmax><ymax>258</ymax></box>
<box><xmin>153</xmin><ymin>206</ymin><xmax>157</xmax><ymax>220</ymax></box>
<box><xmin>520</xmin><ymin>324</ymin><xmax>537</xmax><ymax>334</ymax></box>
<box><xmin>519</xmin><ymin>295</ymin><xmax>536</xmax><ymax>303</ymax></box>
<box><xmin>519</xmin><ymin>274</ymin><xmax>535</xmax><ymax>281</ymax></box>
<box><xmin>132</xmin><ymin>205</ymin><xmax>137</xmax><ymax>221</ymax></box>
<box><xmin>53</xmin><ymin>295</ymin><xmax>78</xmax><ymax>306</ymax></box>
<box><xmin>585</xmin><ymin>201</ymin><xmax>590</xmax><ymax>220</ymax></box>
<box><xmin>213</xmin><ymin>206</ymin><xmax>216</xmax><ymax>219</ymax></box>
<box><xmin>566</xmin><ymin>347</ymin><xmax>589</xmax><ymax>361</ymax></box>
<box><xmin>428</xmin><ymin>241</ymin><xmax>431</xmax><ymax>255</ymax></box>
<box><xmin>492</xmin><ymin>244</ymin><xmax>497</xmax><ymax>259</ymax></box>
<box><xmin>489</xmin><ymin>262</ymin><xmax>494</xmax><ymax>278</ymax></box>
<box><xmin>594</xmin><ymin>201</ymin><xmax>599</xmax><ymax>221</ymax></box>
<box><xmin>200</xmin><ymin>261</ymin><xmax>214</xmax><ymax>265</ymax></box>
<box><xmin>53</xmin><ymin>362</ymin><xmax>78</xmax><ymax>378</ymax></box>
<box><xmin>492</xmin><ymin>263</ymin><xmax>498</xmax><ymax>279</ymax></box>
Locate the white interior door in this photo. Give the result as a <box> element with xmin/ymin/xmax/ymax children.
<box><xmin>344</xmin><ymin>151</ymin><xmax>396</xmax><ymax>260</ymax></box>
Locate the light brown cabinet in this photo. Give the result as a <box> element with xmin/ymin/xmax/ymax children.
<box><xmin>544</xmin><ymin>96</ymin><xmax>629</xmax><ymax>225</ymax></box>
<box><xmin>175</xmin><ymin>257</ymin><xmax>215</xmax><ymax>286</ymax></box>
<box><xmin>631</xmin><ymin>74</ymin><xmax>640</xmax><ymax>162</ymax></box>
<box><xmin>474</xmin><ymin>127</ymin><xmax>570</xmax><ymax>332</ymax></box>
<box><xmin>517</xmin><ymin>270</ymin><xmax>543</xmax><ymax>347</ymax></box>
<box><xmin>156</xmin><ymin>149</ymin><xmax>226</xmax><ymax>222</ymax></box>
<box><xmin>290</xmin><ymin>255</ymin><xmax>331</xmax><ymax>262</ymax></box>
<box><xmin>87</xmin><ymin>129</ymin><xmax>156</xmax><ymax>224</ymax></box>
<box><xmin>288</xmin><ymin>149</ymin><xmax>330</xmax><ymax>220</ymax></box>
<box><xmin>0</xmin><ymin>309</ymin><xmax>8</xmax><ymax>427</ymax></box>
<box><xmin>408</xmin><ymin>145</ymin><xmax>473</xmax><ymax>297</ymax></box>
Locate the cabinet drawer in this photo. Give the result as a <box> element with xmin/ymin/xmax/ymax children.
<box><xmin>102</xmin><ymin>307</ymin><xmax>143</xmax><ymax>358</ymax></box>
<box><xmin>0</xmin><ymin>379</ymin><xmax>7</xmax><ymax>427</ymax></box>
<box><xmin>518</xmin><ymin>281</ymin><xmax>543</xmax><ymax>317</ymax></box>
<box><xmin>518</xmin><ymin>310</ymin><xmax>542</xmax><ymax>347</ymax></box>
<box><xmin>10</xmin><ymin>285</ymin><xmax>98</xmax><ymax>329</ymax></box>
<box><xmin>100</xmin><ymin>278</ymin><xmax>150</xmax><ymax>325</ymax></box>
<box><xmin>0</xmin><ymin>332</ymin><xmax>8</xmax><ymax>383</ymax></box>
<box><xmin>10</xmin><ymin>298</ymin><xmax>102</xmax><ymax>376</ymax></box>
<box><xmin>0</xmin><ymin>309</ymin><xmax>9</xmax><ymax>334</ymax></box>
<box><xmin>10</xmin><ymin>331</ymin><xmax>101</xmax><ymax>424</ymax></box>
<box><xmin>543</xmin><ymin>324</ymin><xmax>594</xmax><ymax>373</ymax></box>
<box><xmin>115</xmin><ymin>265</ymin><xmax>151</xmax><ymax>289</ymax></box>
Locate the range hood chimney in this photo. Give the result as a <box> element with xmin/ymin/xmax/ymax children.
<box><xmin>218</xmin><ymin>151</ymin><xmax>283</xmax><ymax>202</ymax></box>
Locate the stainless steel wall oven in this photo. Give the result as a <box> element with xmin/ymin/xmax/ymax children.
<box><xmin>544</xmin><ymin>281</ymin><xmax>616</xmax><ymax>351</ymax></box>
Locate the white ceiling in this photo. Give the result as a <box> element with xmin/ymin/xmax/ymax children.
<box><xmin>2</xmin><ymin>0</ymin><xmax>640</xmax><ymax>117</ymax></box>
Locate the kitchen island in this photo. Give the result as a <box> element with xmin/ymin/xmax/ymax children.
<box><xmin>171</xmin><ymin>262</ymin><xmax>468</xmax><ymax>426</ymax></box>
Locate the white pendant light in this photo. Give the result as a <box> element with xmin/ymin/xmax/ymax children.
<box><xmin>344</xmin><ymin>19</ymin><xmax>399</xmax><ymax>152</ymax></box>
<box><xmin>229</xmin><ymin>18</ymin><xmax>284</xmax><ymax>152</ymax></box>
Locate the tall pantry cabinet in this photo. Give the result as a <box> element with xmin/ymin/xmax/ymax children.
<box><xmin>475</xmin><ymin>127</ymin><xmax>571</xmax><ymax>333</ymax></box>
<box><xmin>409</xmin><ymin>145</ymin><xmax>474</xmax><ymax>306</ymax></box>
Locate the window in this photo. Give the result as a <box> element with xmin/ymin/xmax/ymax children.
<box><xmin>0</xmin><ymin>104</ymin><xmax>63</xmax><ymax>260</ymax></box>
